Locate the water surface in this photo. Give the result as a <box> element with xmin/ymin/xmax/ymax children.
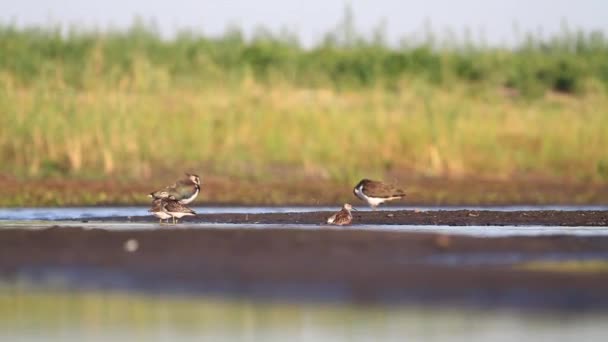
<box><xmin>2</xmin><ymin>220</ymin><xmax>608</xmax><ymax>237</ymax></box>
<box><xmin>1</xmin><ymin>285</ymin><xmax>606</xmax><ymax>342</ymax></box>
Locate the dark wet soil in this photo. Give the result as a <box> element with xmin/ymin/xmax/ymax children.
<box><xmin>2</xmin><ymin>225</ymin><xmax>608</xmax><ymax>310</ymax></box>
<box><xmin>107</xmin><ymin>209</ymin><xmax>608</xmax><ymax>226</ymax></box>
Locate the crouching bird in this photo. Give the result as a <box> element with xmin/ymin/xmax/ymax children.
<box><xmin>326</xmin><ymin>203</ymin><xmax>355</xmax><ymax>226</ymax></box>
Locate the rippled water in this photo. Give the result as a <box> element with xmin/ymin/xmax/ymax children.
<box><xmin>1</xmin><ymin>285</ymin><xmax>606</xmax><ymax>342</ymax></box>
<box><xmin>0</xmin><ymin>205</ymin><xmax>606</xmax><ymax>221</ymax></box>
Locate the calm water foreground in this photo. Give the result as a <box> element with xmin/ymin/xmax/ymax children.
<box><xmin>2</xmin><ymin>206</ymin><xmax>608</xmax><ymax>341</ymax></box>
<box><xmin>1</xmin><ymin>284</ymin><xmax>607</xmax><ymax>342</ymax></box>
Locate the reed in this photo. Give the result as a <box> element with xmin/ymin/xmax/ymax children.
<box><xmin>0</xmin><ymin>23</ymin><xmax>607</xmax><ymax>186</ymax></box>
<box><xmin>1</xmin><ymin>77</ymin><xmax>606</xmax><ymax>184</ymax></box>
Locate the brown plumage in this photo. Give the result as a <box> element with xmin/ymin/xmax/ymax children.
<box><xmin>148</xmin><ymin>173</ymin><xmax>201</xmax><ymax>205</ymax></box>
<box><xmin>164</xmin><ymin>199</ymin><xmax>196</xmax><ymax>224</ymax></box>
<box><xmin>148</xmin><ymin>198</ymin><xmax>172</xmax><ymax>224</ymax></box>
<box><xmin>353</xmin><ymin>179</ymin><xmax>406</xmax><ymax>210</ymax></box>
<box><xmin>326</xmin><ymin>203</ymin><xmax>354</xmax><ymax>226</ymax></box>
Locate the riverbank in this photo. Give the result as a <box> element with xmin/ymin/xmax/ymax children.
<box><xmin>1</xmin><ymin>176</ymin><xmax>607</xmax><ymax>207</ymax></box>
<box><xmin>99</xmin><ymin>209</ymin><xmax>608</xmax><ymax>226</ymax></box>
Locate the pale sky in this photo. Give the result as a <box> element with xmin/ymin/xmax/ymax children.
<box><xmin>1</xmin><ymin>0</ymin><xmax>607</xmax><ymax>46</ymax></box>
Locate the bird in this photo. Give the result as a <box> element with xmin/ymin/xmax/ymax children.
<box><xmin>326</xmin><ymin>203</ymin><xmax>355</xmax><ymax>226</ymax></box>
<box><xmin>164</xmin><ymin>198</ymin><xmax>196</xmax><ymax>224</ymax></box>
<box><xmin>353</xmin><ymin>179</ymin><xmax>406</xmax><ymax>210</ymax></box>
<box><xmin>148</xmin><ymin>198</ymin><xmax>172</xmax><ymax>224</ymax></box>
<box><xmin>149</xmin><ymin>173</ymin><xmax>201</xmax><ymax>205</ymax></box>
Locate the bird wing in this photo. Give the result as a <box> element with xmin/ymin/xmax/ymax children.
<box><xmin>363</xmin><ymin>181</ymin><xmax>406</xmax><ymax>198</ymax></box>
<box><xmin>327</xmin><ymin>209</ymin><xmax>351</xmax><ymax>225</ymax></box>
<box><xmin>149</xmin><ymin>199</ymin><xmax>164</xmax><ymax>212</ymax></box>
<box><xmin>173</xmin><ymin>181</ymin><xmax>197</xmax><ymax>199</ymax></box>
<box><xmin>150</xmin><ymin>178</ymin><xmax>195</xmax><ymax>199</ymax></box>
<box><xmin>333</xmin><ymin>209</ymin><xmax>352</xmax><ymax>225</ymax></box>
<box><xmin>165</xmin><ymin>200</ymin><xmax>195</xmax><ymax>214</ymax></box>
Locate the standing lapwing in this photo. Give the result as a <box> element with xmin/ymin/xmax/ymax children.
<box><xmin>353</xmin><ymin>179</ymin><xmax>406</xmax><ymax>210</ymax></box>
<box><xmin>149</xmin><ymin>173</ymin><xmax>201</xmax><ymax>205</ymax></box>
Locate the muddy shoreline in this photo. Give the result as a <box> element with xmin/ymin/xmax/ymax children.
<box><xmin>100</xmin><ymin>209</ymin><xmax>608</xmax><ymax>226</ymax></box>
<box><xmin>2</xmin><ymin>225</ymin><xmax>608</xmax><ymax>310</ymax></box>
<box><xmin>2</xmin><ymin>176</ymin><xmax>607</xmax><ymax>207</ymax></box>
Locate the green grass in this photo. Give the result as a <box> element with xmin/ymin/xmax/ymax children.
<box><xmin>516</xmin><ymin>260</ymin><xmax>608</xmax><ymax>273</ymax></box>
<box><xmin>2</xmin><ymin>21</ymin><xmax>608</xmax><ymax>96</ymax></box>
<box><xmin>0</xmin><ymin>22</ymin><xmax>607</xmax><ymax>186</ymax></box>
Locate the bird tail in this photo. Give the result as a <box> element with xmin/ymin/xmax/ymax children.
<box><xmin>394</xmin><ymin>190</ymin><xmax>407</xmax><ymax>197</ymax></box>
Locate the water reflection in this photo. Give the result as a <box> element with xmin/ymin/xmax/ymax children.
<box><xmin>1</xmin><ymin>285</ymin><xmax>606</xmax><ymax>341</ymax></box>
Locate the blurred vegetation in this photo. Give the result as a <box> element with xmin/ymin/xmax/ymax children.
<box><xmin>516</xmin><ymin>260</ymin><xmax>608</xmax><ymax>273</ymax></box>
<box><xmin>3</xmin><ymin>14</ymin><xmax>608</xmax><ymax>95</ymax></box>
<box><xmin>0</xmin><ymin>285</ymin><xmax>512</xmax><ymax>339</ymax></box>
<box><xmin>0</xmin><ymin>16</ymin><xmax>607</xmax><ymax>190</ymax></box>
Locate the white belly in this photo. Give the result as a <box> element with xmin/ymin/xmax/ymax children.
<box><xmin>355</xmin><ymin>187</ymin><xmax>387</xmax><ymax>207</ymax></box>
<box><xmin>179</xmin><ymin>188</ymin><xmax>199</xmax><ymax>205</ymax></box>
<box><xmin>169</xmin><ymin>212</ymin><xmax>195</xmax><ymax>219</ymax></box>
<box><xmin>153</xmin><ymin>211</ymin><xmax>171</xmax><ymax>220</ymax></box>
<box><xmin>366</xmin><ymin>196</ymin><xmax>387</xmax><ymax>207</ymax></box>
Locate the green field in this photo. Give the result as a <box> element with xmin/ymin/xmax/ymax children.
<box><xmin>1</xmin><ymin>22</ymin><xmax>607</xmax><ymax>190</ymax></box>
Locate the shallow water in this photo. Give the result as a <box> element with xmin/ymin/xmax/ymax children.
<box><xmin>0</xmin><ymin>285</ymin><xmax>606</xmax><ymax>342</ymax></box>
<box><xmin>2</xmin><ymin>212</ymin><xmax>608</xmax><ymax>340</ymax></box>
<box><xmin>2</xmin><ymin>220</ymin><xmax>608</xmax><ymax>238</ymax></box>
<box><xmin>0</xmin><ymin>205</ymin><xmax>606</xmax><ymax>221</ymax></box>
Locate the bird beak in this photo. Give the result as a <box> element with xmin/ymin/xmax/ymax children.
<box><xmin>352</xmin><ymin>207</ymin><xmax>358</xmax><ymax>211</ymax></box>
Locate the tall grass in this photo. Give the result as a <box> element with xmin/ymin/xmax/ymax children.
<box><xmin>0</xmin><ymin>21</ymin><xmax>607</xmax><ymax>184</ymax></box>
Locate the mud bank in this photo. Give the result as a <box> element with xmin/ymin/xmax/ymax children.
<box><xmin>103</xmin><ymin>209</ymin><xmax>608</xmax><ymax>226</ymax></box>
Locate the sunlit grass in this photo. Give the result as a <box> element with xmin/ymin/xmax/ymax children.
<box><xmin>1</xmin><ymin>71</ymin><xmax>607</xmax><ymax>184</ymax></box>
<box><xmin>1</xmin><ymin>23</ymin><xmax>607</xmax><ymax>189</ymax></box>
<box><xmin>516</xmin><ymin>260</ymin><xmax>608</xmax><ymax>273</ymax></box>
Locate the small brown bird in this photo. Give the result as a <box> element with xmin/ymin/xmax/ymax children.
<box><xmin>164</xmin><ymin>199</ymin><xmax>196</xmax><ymax>224</ymax></box>
<box><xmin>148</xmin><ymin>198</ymin><xmax>172</xmax><ymax>224</ymax></box>
<box><xmin>353</xmin><ymin>179</ymin><xmax>406</xmax><ymax>210</ymax></box>
<box><xmin>326</xmin><ymin>203</ymin><xmax>355</xmax><ymax>226</ymax></box>
<box><xmin>149</xmin><ymin>173</ymin><xmax>201</xmax><ymax>205</ymax></box>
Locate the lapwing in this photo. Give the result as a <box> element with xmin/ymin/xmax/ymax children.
<box><xmin>353</xmin><ymin>179</ymin><xmax>406</xmax><ymax>210</ymax></box>
<box><xmin>326</xmin><ymin>203</ymin><xmax>356</xmax><ymax>226</ymax></box>
<box><xmin>149</xmin><ymin>173</ymin><xmax>201</xmax><ymax>205</ymax></box>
